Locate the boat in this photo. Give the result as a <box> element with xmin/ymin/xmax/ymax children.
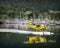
<box><xmin>0</xmin><ymin>29</ymin><xmax>54</xmax><ymax>35</ymax></box>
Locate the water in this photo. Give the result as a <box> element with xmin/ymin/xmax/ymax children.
<box><xmin>0</xmin><ymin>24</ymin><xmax>60</xmax><ymax>48</ymax></box>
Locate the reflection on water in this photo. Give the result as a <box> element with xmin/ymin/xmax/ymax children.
<box><xmin>0</xmin><ymin>24</ymin><xmax>60</xmax><ymax>47</ymax></box>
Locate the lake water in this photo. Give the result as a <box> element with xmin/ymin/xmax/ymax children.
<box><xmin>0</xmin><ymin>24</ymin><xmax>60</xmax><ymax>48</ymax></box>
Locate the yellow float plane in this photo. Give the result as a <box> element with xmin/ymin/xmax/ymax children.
<box><xmin>28</xmin><ymin>22</ymin><xmax>46</xmax><ymax>31</ymax></box>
